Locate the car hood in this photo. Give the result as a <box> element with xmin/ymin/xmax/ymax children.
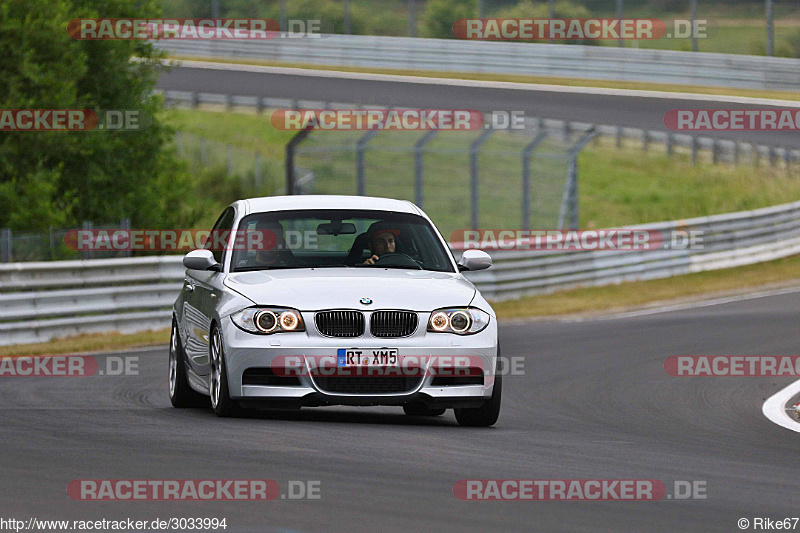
<box><xmin>224</xmin><ymin>268</ymin><xmax>476</xmax><ymax>311</ymax></box>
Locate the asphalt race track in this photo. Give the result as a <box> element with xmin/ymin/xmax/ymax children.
<box><xmin>157</xmin><ymin>64</ymin><xmax>800</xmax><ymax>149</ymax></box>
<box><xmin>2</xmin><ymin>291</ymin><xmax>798</xmax><ymax>532</ymax></box>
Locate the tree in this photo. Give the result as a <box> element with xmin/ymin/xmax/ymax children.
<box><xmin>0</xmin><ymin>0</ymin><xmax>195</xmax><ymax>230</ymax></box>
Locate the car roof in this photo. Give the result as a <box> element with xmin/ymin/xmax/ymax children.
<box><xmin>241</xmin><ymin>195</ymin><xmax>423</xmax><ymax>216</ymax></box>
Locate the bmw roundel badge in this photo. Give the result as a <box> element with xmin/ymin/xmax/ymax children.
<box><xmin>360</xmin><ymin>297</ymin><xmax>372</xmax><ymax>305</ymax></box>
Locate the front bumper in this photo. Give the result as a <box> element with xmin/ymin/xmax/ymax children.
<box><xmin>220</xmin><ymin>311</ymin><xmax>498</xmax><ymax>409</ymax></box>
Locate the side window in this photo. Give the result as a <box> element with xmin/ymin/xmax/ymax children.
<box><xmin>205</xmin><ymin>207</ymin><xmax>236</xmax><ymax>265</ymax></box>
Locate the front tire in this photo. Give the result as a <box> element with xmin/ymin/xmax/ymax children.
<box><xmin>169</xmin><ymin>319</ymin><xmax>206</xmax><ymax>408</ymax></box>
<box><xmin>454</xmin><ymin>372</ymin><xmax>502</xmax><ymax>427</ymax></box>
<box><xmin>209</xmin><ymin>325</ymin><xmax>241</xmax><ymax>417</ymax></box>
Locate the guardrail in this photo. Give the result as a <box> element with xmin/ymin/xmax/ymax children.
<box><xmin>159</xmin><ymin>89</ymin><xmax>800</xmax><ymax>167</ymax></box>
<box><xmin>153</xmin><ymin>34</ymin><xmax>800</xmax><ymax>91</ymax></box>
<box><xmin>3</xmin><ymin>200</ymin><xmax>800</xmax><ymax>345</ymax></box>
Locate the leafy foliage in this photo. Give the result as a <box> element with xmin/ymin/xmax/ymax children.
<box><xmin>0</xmin><ymin>0</ymin><xmax>197</xmax><ymax>230</ymax></box>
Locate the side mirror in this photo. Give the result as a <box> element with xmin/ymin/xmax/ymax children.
<box><xmin>183</xmin><ymin>249</ymin><xmax>221</xmax><ymax>271</ymax></box>
<box><xmin>458</xmin><ymin>249</ymin><xmax>492</xmax><ymax>271</ymax></box>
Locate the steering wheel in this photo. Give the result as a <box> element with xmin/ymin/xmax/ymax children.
<box><xmin>373</xmin><ymin>252</ymin><xmax>422</xmax><ymax>269</ymax></box>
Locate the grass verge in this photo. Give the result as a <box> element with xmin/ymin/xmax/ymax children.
<box><xmin>0</xmin><ymin>329</ymin><xmax>169</xmax><ymax>357</ymax></box>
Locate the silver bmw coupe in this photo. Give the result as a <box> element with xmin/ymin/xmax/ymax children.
<box><xmin>169</xmin><ymin>195</ymin><xmax>501</xmax><ymax>426</ymax></box>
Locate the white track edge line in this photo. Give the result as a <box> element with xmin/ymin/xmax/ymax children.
<box><xmin>763</xmin><ymin>378</ymin><xmax>800</xmax><ymax>433</ymax></box>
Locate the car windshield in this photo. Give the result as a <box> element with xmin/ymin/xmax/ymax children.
<box><xmin>230</xmin><ymin>209</ymin><xmax>455</xmax><ymax>273</ymax></box>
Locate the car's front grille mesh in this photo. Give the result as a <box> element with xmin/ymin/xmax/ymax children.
<box><xmin>369</xmin><ymin>311</ymin><xmax>418</xmax><ymax>338</ymax></box>
<box><xmin>313</xmin><ymin>376</ymin><xmax>422</xmax><ymax>394</ymax></box>
<box><xmin>314</xmin><ymin>310</ymin><xmax>365</xmax><ymax>337</ymax></box>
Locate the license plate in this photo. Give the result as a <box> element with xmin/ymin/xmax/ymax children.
<box><xmin>337</xmin><ymin>348</ymin><xmax>398</xmax><ymax>367</ymax></box>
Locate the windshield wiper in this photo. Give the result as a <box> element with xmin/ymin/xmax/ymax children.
<box><xmin>354</xmin><ymin>264</ymin><xmax>423</xmax><ymax>270</ymax></box>
<box><xmin>233</xmin><ymin>265</ymin><xmax>303</xmax><ymax>272</ymax></box>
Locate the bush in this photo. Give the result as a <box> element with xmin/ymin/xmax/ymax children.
<box><xmin>493</xmin><ymin>0</ymin><xmax>600</xmax><ymax>45</ymax></box>
<box><xmin>421</xmin><ymin>0</ymin><xmax>477</xmax><ymax>39</ymax></box>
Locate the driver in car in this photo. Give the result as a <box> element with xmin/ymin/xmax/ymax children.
<box><xmin>362</xmin><ymin>227</ymin><xmax>400</xmax><ymax>265</ymax></box>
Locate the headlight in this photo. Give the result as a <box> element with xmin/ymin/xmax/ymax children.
<box><xmin>230</xmin><ymin>307</ymin><xmax>305</xmax><ymax>334</ymax></box>
<box><xmin>426</xmin><ymin>307</ymin><xmax>490</xmax><ymax>335</ymax></box>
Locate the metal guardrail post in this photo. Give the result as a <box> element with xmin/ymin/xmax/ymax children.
<box><xmin>642</xmin><ymin>130</ymin><xmax>649</xmax><ymax>151</ymax></box>
<box><xmin>691</xmin><ymin>136</ymin><xmax>698</xmax><ymax>164</ymax></box>
<box><xmin>413</xmin><ymin>130</ymin><xmax>438</xmax><ymax>208</ymax></box>
<box><xmin>470</xmin><ymin>129</ymin><xmax>494</xmax><ymax>230</ymax></box>
<box><xmin>712</xmin><ymin>139</ymin><xmax>720</xmax><ymax>164</ymax></box>
<box><xmin>356</xmin><ymin>128</ymin><xmax>381</xmax><ymax>196</ymax></box>
<box><xmin>522</xmin><ymin>131</ymin><xmax>548</xmax><ymax>231</ymax></box>
<box><xmin>666</xmin><ymin>132</ymin><xmax>674</xmax><ymax>157</ymax></box>
<box><xmin>615</xmin><ymin>126</ymin><xmax>622</xmax><ymax>149</ymax></box>
<box><xmin>1</xmin><ymin>228</ymin><xmax>11</xmax><ymax>263</ymax></box>
<box><xmin>285</xmin><ymin>126</ymin><xmax>314</xmax><ymax>195</ymax></box>
<box><xmin>559</xmin><ymin>128</ymin><xmax>597</xmax><ymax>230</ymax></box>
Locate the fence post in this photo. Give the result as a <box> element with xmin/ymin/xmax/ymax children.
<box><xmin>470</xmin><ymin>130</ymin><xmax>494</xmax><ymax>230</ymax></box>
<box><xmin>666</xmin><ymin>132</ymin><xmax>673</xmax><ymax>157</ymax></box>
<box><xmin>521</xmin><ymin>131</ymin><xmax>548</xmax><ymax>231</ymax></box>
<box><xmin>82</xmin><ymin>221</ymin><xmax>93</xmax><ymax>260</ymax></box>
<box><xmin>413</xmin><ymin>130</ymin><xmax>438</xmax><ymax>208</ymax></box>
<box><xmin>615</xmin><ymin>125</ymin><xmax>622</xmax><ymax>149</ymax></box>
<box><xmin>285</xmin><ymin>126</ymin><xmax>314</xmax><ymax>195</ymax></box>
<box><xmin>691</xmin><ymin>136</ymin><xmax>698</xmax><ymax>164</ymax></box>
<box><xmin>49</xmin><ymin>226</ymin><xmax>55</xmax><ymax>260</ymax></box>
<box><xmin>712</xmin><ymin>139</ymin><xmax>720</xmax><ymax>164</ymax></box>
<box><xmin>559</xmin><ymin>128</ymin><xmax>597</xmax><ymax>230</ymax></box>
<box><xmin>356</xmin><ymin>128</ymin><xmax>381</xmax><ymax>196</ymax></box>
<box><xmin>642</xmin><ymin>129</ymin><xmax>649</xmax><ymax>151</ymax></box>
<box><xmin>1</xmin><ymin>228</ymin><xmax>11</xmax><ymax>263</ymax></box>
<box><xmin>121</xmin><ymin>218</ymin><xmax>131</xmax><ymax>257</ymax></box>
<box><xmin>254</xmin><ymin>152</ymin><xmax>262</xmax><ymax>190</ymax></box>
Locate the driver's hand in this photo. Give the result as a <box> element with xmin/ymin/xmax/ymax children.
<box><xmin>362</xmin><ymin>255</ymin><xmax>379</xmax><ymax>265</ymax></box>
